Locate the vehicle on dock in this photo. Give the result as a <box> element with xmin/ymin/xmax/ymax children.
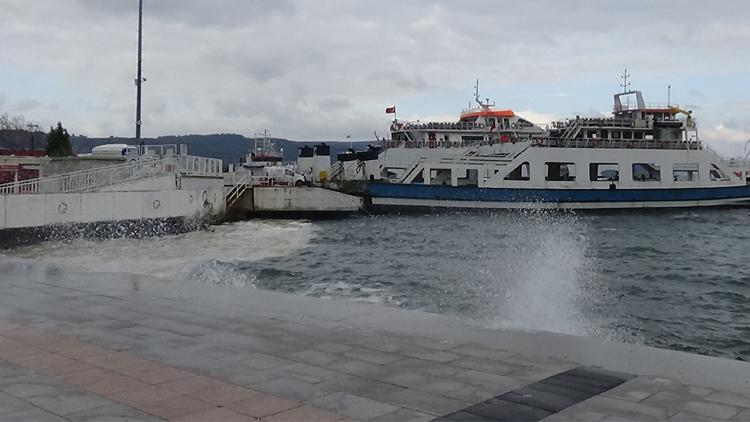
<box><xmin>231</xmin><ymin>130</ymin><xmax>308</xmax><ymax>187</ymax></box>
<box><xmin>332</xmin><ymin>77</ymin><xmax>750</xmax><ymax>210</ymax></box>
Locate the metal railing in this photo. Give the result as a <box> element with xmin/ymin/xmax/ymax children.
<box><xmin>178</xmin><ymin>155</ymin><xmax>223</xmax><ymax>176</ymax></box>
<box><xmin>0</xmin><ymin>154</ymin><xmax>224</xmax><ymax>195</ymax></box>
<box><xmin>0</xmin><ymin>157</ymin><xmax>172</xmax><ymax>194</ymax></box>
<box><xmin>532</xmin><ymin>138</ymin><xmax>703</xmax><ymax>150</ymax></box>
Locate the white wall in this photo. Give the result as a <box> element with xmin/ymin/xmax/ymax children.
<box><xmin>253</xmin><ymin>187</ymin><xmax>361</xmax><ymax>212</ymax></box>
<box><xmin>99</xmin><ymin>174</ymin><xmax>177</xmax><ymax>192</ymax></box>
<box><xmin>0</xmin><ymin>187</ymin><xmax>225</xmax><ymax>229</ymax></box>
<box><xmin>180</xmin><ymin>175</ymin><xmax>224</xmax><ymax>190</ymax></box>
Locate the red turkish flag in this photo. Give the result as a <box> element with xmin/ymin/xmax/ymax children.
<box><xmin>385</xmin><ymin>106</ymin><xmax>396</xmax><ymax>114</ymax></box>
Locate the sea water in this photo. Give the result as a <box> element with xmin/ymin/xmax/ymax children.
<box><xmin>3</xmin><ymin>209</ymin><xmax>749</xmax><ymax>361</ymax></box>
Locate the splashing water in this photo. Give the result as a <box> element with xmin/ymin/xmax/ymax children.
<box><xmin>4</xmin><ymin>210</ymin><xmax>749</xmax><ymax>360</ymax></box>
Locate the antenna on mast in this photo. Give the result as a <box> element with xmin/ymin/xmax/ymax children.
<box><xmin>667</xmin><ymin>84</ymin><xmax>671</xmax><ymax>107</ymax></box>
<box><xmin>135</xmin><ymin>0</ymin><xmax>145</xmax><ymax>148</ymax></box>
<box><xmin>619</xmin><ymin>68</ymin><xmax>631</xmax><ymax>93</ymax></box>
<box><xmin>473</xmin><ymin>78</ymin><xmax>495</xmax><ymax>108</ymax></box>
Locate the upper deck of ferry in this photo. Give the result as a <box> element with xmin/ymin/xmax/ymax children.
<box><xmin>383</xmin><ymin>78</ymin><xmax>702</xmax><ymax>152</ymax></box>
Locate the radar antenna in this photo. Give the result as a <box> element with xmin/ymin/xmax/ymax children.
<box><xmin>474</xmin><ymin>79</ymin><xmax>495</xmax><ymax>109</ymax></box>
<box><xmin>619</xmin><ymin>68</ymin><xmax>631</xmax><ymax>93</ymax></box>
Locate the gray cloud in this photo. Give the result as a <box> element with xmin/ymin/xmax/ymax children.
<box><xmin>1</xmin><ymin>0</ymin><xmax>748</xmax><ymax>154</ymax></box>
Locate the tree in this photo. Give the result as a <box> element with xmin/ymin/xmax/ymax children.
<box><xmin>46</xmin><ymin>122</ymin><xmax>74</xmax><ymax>157</ymax></box>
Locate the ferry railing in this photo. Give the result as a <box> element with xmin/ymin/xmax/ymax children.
<box><xmin>0</xmin><ymin>156</ymin><xmax>172</xmax><ymax>195</ymax></box>
<box><xmin>532</xmin><ymin>138</ymin><xmax>703</xmax><ymax>150</ymax></box>
<box><xmin>396</xmin><ymin>122</ymin><xmax>488</xmax><ymax>132</ymax></box>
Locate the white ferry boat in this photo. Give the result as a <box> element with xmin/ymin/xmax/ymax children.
<box><xmin>333</xmin><ymin>80</ymin><xmax>750</xmax><ymax>210</ymax></box>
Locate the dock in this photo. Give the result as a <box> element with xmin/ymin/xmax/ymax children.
<box><xmin>0</xmin><ymin>263</ymin><xmax>748</xmax><ymax>421</ymax></box>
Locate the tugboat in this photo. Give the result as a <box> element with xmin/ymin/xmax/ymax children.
<box><xmin>238</xmin><ymin>130</ymin><xmax>306</xmax><ymax>186</ymax></box>
<box><xmin>335</xmin><ymin>75</ymin><xmax>750</xmax><ymax>209</ymax></box>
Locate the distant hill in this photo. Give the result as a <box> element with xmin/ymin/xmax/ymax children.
<box><xmin>69</xmin><ymin>134</ymin><xmax>372</xmax><ymax>164</ymax></box>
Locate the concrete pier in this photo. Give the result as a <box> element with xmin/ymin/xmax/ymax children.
<box><xmin>228</xmin><ymin>186</ymin><xmax>362</xmax><ymax>218</ymax></box>
<box><xmin>0</xmin><ymin>263</ymin><xmax>748</xmax><ymax>421</ymax></box>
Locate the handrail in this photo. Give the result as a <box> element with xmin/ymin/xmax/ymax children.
<box><xmin>0</xmin><ymin>157</ymin><xmax>171</xmax><ymax>195</ymax></box>
<box><xmin>0</xmin><ymin>154</ymin><xmax>224</xmax><ymax>195</ymax></box>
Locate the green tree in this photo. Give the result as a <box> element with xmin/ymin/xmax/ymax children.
<box><xmin>46</xmin><ymin>122</ymin><xmax>74</xmax><ymax>157</ymax></box>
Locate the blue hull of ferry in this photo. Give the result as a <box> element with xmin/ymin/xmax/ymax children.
<box><xmin>367</xmin><ymin>183</ymin><xmax>750</xmax><ymax>207</ymax></box>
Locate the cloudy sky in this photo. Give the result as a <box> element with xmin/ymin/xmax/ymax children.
<box><xmin>2</xmin><ymin>0</ymin><xmax>749</xmax><ymax>155</ymax></box>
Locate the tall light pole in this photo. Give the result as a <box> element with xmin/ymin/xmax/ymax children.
<box><xmin>135</xmin><ymin>0</ymin><xmax>144</xmax><ymax>147</ymax></box>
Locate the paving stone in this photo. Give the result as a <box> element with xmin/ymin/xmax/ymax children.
<box><xmin>188</xmin><ymin>383</ymin><xmax>260</xmax><ymax>406</ymax></box>
<box><xmin>602</xmin><ymin>378</ymin><xmax>662</xmax><ymax>402</ymax></box>
<box><xmin>683</xmin><ymin>400</ymin><xmax>741</xmax><ymax>420</ymax></box>
<box><xmin>383</xmin><ymin>388</ymin><xmax>469</xmax><ymax>416</ymax></box>
<box><xmin>577</xmin><ymin>395</ymin><xmax>673</xmax><ymax>420</ymax></box>
<box><xmin>263</xmin><ymin>404</ymin><xmax>345</xmax><ymax>421</ymax></box>
<box><xmin>566</xmin><ymin>366</ymin><xmax>634</xmax><ymax>385</ymax></box>
<box><xmin>670</xmin><ymin>411</ymin><xmax>725</xmax><ymax>422</ymax></box>
<box><xmin>240</xmin><ymin>352</ymin><xmax>295</xmax><ymax>370</ymax></box>
<box><xmin>343</xmin><ymin>348</ymin><xmax>403</xmax><ymax>365</ymax></box>
<box><xmin>64</xmin><ymin>402</ymin><xmax>164</xmax><ymax>421</ymax></box>
<box><xmin>226</xmin><ymin>393</ymin><xmax>300</xmax><ymax>417</ymax></box>
<box><xmin>215</xmin><ymin>365</ymin><xmax>278</xmax><ymax>387</ymax></box>
<box><xmin>157</xmin><ymin>374</ymin><xmax>226</xmax><ymax>394</ymax></box>
<box><xmin>24</xmin><ymin>389</ymin><xmax>115</xmax><ymax>416</ymax></box>
<box><xmin>80</xmin><ymin>373</ymin><xmax>149</xmax><ymax>396</ymax></box>
<box><xmin>500</xmin><ymin>385</ymin><xmax>584</xmax><ymax>413</ymax></box>
<box><xmin>329</xmin><ymin>358</ymin><xmax>392</xmax><ymax>380</ymax></box>
<box><xmin>448</xmin><ymin>383</ymin><xmax>508</xmax><ymax>404</ymax></box>
<box><xmin>540</xmin><ymin>373</ymin><xmax>614</xmax><ymax>395</ymax></box>
<box><xmin>136</xmin><ymin>394</ymin><xmax>217</xmax><ymax>419</ymax></box>
<box><xmin>0</xmin><ymin>374</ymin><xmax>65</xmax><ymax>398</ymax></box>
<box><xmin>254</xmin><ymin>377</ymin><xmax>332</xmax><ymax>403</ymax></box>
<box><xmin>464</xmin><ymin>397</ymin><xmax>552</xmax><ymax>421</ymax></box>
<box><xmin>129</xmin><ymin>365</ymin><xmax>193</xmax><ymax>384</ymax></box>
<box><xmin>391</xmin><ymin>358</ymin><xmax>463</xmax><ymax>378</ymax></box>
<box><xmin>0</xmin><ymin>406</ymin><xmax>67</xmax><ymax>421</ymax></box>
<box><xmin>272</xmin><ymin>362</ymin><xmax>340</xmax><ymax>384</ymax></box>
<box><xmin>452</xmin><ymin>369</ymin><xmax>525</xmax><ymax>390</ymax></box>
<box><xmin>450</xmin><ymin>357</ymin><xmax>524</xmax><ymax>376</ymax></box>
<box><xmin>401</xmin><ymin>348</ymin><xmax>461</xmax><ymax>363</ymax></box>
<box><xmin>172</xmin><ymin>406</ymin><xmax>257</xmax><ymax>422</ymax></box>
<box><xmin>314</xmin><ymin>342</ymin><xmax>353</xmax><ymax>354</ymax></box>
<box><xmin>730</xmin><ymin>408</ymin><xmax>750</xmax><ymax>421</ymax></box>
<box><xmin>370</xmin><ymin>407</ymin><xmax>435</xmax><ymax>422</ymax></box>
<box><xmin>312</xmin><ymin>392</ymin><xmax>398</xmax><ymax>420</ymax></box>
<box><xmin>447</xmin><ymin>346</ymin><xmax>515</xmax><ymax>361</ymax></box>
<box><xmin>314</xmin><ymin>373</ymin><xmax>407</xmax><ymax>403</ymax></box>
<box><xmin>525</xmin><ymin>381</ymin><xmax>595</xmax><ymax>402</ymax></box>
<box><xmin>435</xmin><ymin>410</ymin><xmax>494</xmax><ymax>421</ymax></box>
<box><xmin>287</xmin><ymin>349</ymin><xmax>342</xmax><ymax>366</ymax></box>
<box><xmin>705</xmin><ymin>391</ymin><xmax>750</xmax><ymax>409</ymax></box>
<box><xmin>106</xmin><ymin>385</ymin><xmax>182</xmax><ymax>409</ymax></box>
<box><xmin>0</xmin><ymin>390</ymin><xmax>35</xmax><ymax>416</ymax></box>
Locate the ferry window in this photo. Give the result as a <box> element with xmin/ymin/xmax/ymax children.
<box><xmin>710</xmin><ymin>164</ymin><xmax>729</xmax><ymax>181</ymax></box>
<box><xmin>429</xmin><ymin>168</ymin><xmax>452</xmax><ymax>186</ymax></box>
<box><xmin>411</xmin><ymin>169</ymin><xmax>424</xmax><ymax>184</ymax></box>
<box><xmin>457</xmin><ymin>169</ymin><xmax>479</xmax><ymax>187</ymax></box>
<box><xmin>504</xmin><ymin>162</ymin><xmax>530</xmax><ymax>181</ymax></box>
<box><xmin>632</xmin><ymin>163</ymin><xmax>661</xmax><ymax>181</ymax></box>
<box><xmin>673</xmin><ymin>163</ymin><xmax>699</xmax><ymax>181</ymax></box>
<box><xmin>589</xmin><ymin>163</ymin><xmax>619</xmax><ymax>181</ymax></box>
<box><xmin>545</xmin><ymin>162</ymin><xmax>576</xmax><ymax>181</ymax></box>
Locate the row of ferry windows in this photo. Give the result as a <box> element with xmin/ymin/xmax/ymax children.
<box><xmin>504</xmin><ymin>162</ymin><xmax>729</xmax><ymax>182</ymax></box>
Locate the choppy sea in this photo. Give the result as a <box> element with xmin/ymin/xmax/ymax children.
<box><xmin>3</xmin><ymin>209</ymin><xmax>749</xmax><ymax>360</ymax></box>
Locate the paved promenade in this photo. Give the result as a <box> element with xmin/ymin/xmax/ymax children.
<box><xmin>0</xmin><ymin>261</ymin><xmax>749</xmax><ymax>421</ymax></box>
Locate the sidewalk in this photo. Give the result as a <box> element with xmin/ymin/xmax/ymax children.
<box><xmin>0</xmin><ymin>262</ymin><xmax>748</xmax><ymax>421</ymax></box>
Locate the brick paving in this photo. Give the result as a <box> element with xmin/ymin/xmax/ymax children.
<box><xmin>0</xmin><ymin>323</ymin><xmax>346</xmax><ymax>421</ymax></box>
<box><xmin>0</xmin><ymin>262</ymin><xmax>749</xmax><ymax>421</ymax></box>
